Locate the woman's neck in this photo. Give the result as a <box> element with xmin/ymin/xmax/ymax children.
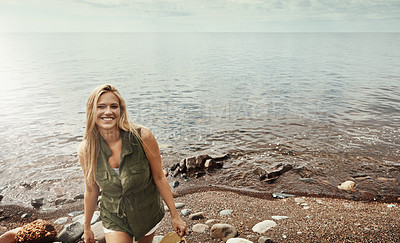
<box><xmin>99</xmin><ymin>127</ymin><xmax>121</xmax><ymax>143</ymax></box>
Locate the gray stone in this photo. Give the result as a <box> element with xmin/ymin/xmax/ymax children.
<box><xmin>226</xmin><ymin>238</ymin><xmax>253</xmax><ymax>243</ymax></box>
<box><xmin>192</xmin><ymin>223</ymin><xmax>209</xmax><ymax>233</ymax></box>
<box><xmin>74</xmin><ymin>193</ymin><xmax>85</xmax><ymax>200</ymax></box>
<box><xmin>186</xmin><ymin>157</ymin><xmax>197</xmax><ymax>172</ymax></box>
<box><xmin>220</xmin><ymin>209</ymin><xmax>233</xmax><ymax>216</ymax></box>
<box><xmin>57</xmin><ymin>221</ymin><xmax>84</xmax><ymax>243</ymax></box>
<box><xmin>252</xmin><ymin>220</ymin><xmax>277</xmax><ymax>234</ymax></box>
<box><xmin>189</xmin><ymin>212</ymin><xmax>205</xmax><ymax>220</ymax></box>
<box><xmin>31</xmin><ymin>198</ymin><xmax>44</xmax><ymax>208</ymax></box>
<box><xmin>68</xmin><ymin>210</ymin><xmax>84</xmax><ymax>217</ymax></box>
<box><xmin>181</xmin><ymin>209</ymin><xmax>192</xmax><ymax>216</ymax></box>
<box><xmin>73</xmin><ymin>211</ymin><xmax>101</xmax><ymax>225</ymax></box>
<box><xmin>210</xmin><ymin>224</ymin><xmax>238</xmax><ymax>241</ymax></box>
<box><xmin>54</xmin><ymin>217</ymin><xmax>68</xmax><ymax>225</ymax></box>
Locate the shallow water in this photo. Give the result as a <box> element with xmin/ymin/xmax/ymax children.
<box><xmin>0</xmin><ymin>33</ymin><xmax>399</xmax><ymax>206</ymax></box>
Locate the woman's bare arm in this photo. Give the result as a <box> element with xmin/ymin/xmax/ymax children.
<box><xmin>141</xmin><ymin>127</ymin><xmax>188</xmax><ymax>237</ymax></box>
<box><xmin>78</xmin><ymin>142</ymin><xmax>100</xmax><ymax>243</ymax></box>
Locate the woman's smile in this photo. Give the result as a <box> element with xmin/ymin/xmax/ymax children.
<box><xmin>96</xmin><ymin>92</ymin><xmax>121</xmax><ymax>131</ymax></box>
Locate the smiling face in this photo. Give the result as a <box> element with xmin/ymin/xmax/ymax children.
<box><xmin>95</xmin><ymin>92</ymin><xmax>121</xmax><ymax>132</ymax></box>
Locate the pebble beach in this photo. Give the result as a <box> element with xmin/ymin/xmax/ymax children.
<box><xmin>1</xmin><ymin>190</ymin><xmax>399</xmax><ymax>242</ymax></box>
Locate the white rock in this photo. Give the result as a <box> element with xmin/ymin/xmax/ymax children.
<box><xmin>175</xmin><ymin>202</ymin><xmax>185</xmax><ymax>209</ymax></box>
<box><xmin>220</xmin><ymin>209</ymin><xmax>233</xmax><ymax>216</ymax></box>
<box><xmin>91</xmin><ymin>221</ymin><xmax>105</xmax><ymax>243</ymax></box>
<box><xmin>387</xmin><ymin>204</ymin><xmax>396</xmax><ymax>208</ymax></box>
<box><xmin>252</xmin><ymin>220</ymin><xmax>277</xmax><ymax>234</ymax></box>
<box><xmin>54</xmin><ymin>217</ymin><xmax>68</xmax><ymax>225</ymax></box>
<box><xmin>164</xmin><ymin>202</ymin><xmax>185</xmax><ymax>211</ymax></box>
<box><xmin>271</xmin><ymin>216</ymin><xmax>288</xmax><ymax>220</ymax></box>
<box><xmin>226</xmin><ymin>238</ymin><xmax>253</xmax><ymax>243</ymax></box>
<box><xmin>68</xmin><ymin>210</ymin><xmax>84</xmax><ymax>217</ymax></box>
<box><xmin>337</xmin><ymin>181</ymin><xmax>356</xmax><ymax>191</ymax></box>
<box><xmin>192</xmin><ymin>223</ymin><xmax>209</xmax><ymax>233</ymax></box>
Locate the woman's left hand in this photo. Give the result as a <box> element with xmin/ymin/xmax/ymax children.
<box><xmin>172</xmin><ymin>215</ymin><xmax>188</xmax><ymax>237</ymax></box>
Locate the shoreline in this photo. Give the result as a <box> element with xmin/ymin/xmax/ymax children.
<box><xmin>1</xmin><ymin>190</ymin><xmax>399</xmax><ymax>242</ymax></box>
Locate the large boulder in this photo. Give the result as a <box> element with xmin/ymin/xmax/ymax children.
<box><xmin>57</xmin><ymin>221</ymin><xmax>84</xmax><ymax>242</ymax></box>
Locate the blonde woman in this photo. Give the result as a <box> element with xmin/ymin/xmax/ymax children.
<box><xmin>78</xmin><ymin>84</ymin><xmax>188</xmax><ymax>243</ymax></box>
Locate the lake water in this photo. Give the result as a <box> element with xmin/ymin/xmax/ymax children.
<box><xmin>0</xmin><ymin>33</ymin><xmax>399</xmax><ymax>205</ymax></box>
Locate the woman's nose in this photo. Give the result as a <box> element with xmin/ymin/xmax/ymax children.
<box><xmin>105</xmin><ymin>106</ymin><xmax>112</xmax><ymax>114</ymax></box>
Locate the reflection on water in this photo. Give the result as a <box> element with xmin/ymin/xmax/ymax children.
<box><xmin>0</xmin><ymin>33</ymin><xmax>399</xmax><ymax>205</ymax></box>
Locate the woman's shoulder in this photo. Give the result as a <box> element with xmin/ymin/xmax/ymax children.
<box><xmin>77</xmin><ymin>140</ymin><xmax>87</xmax><ymax>156</ymax></box>
<box><xmin>138</xmin><ymin>126</ymin><xmax>154</xmax><ymax>142</ymax></box>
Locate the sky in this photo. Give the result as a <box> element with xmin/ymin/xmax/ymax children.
<box><xmin>0</xmin><ymin>0</ymin><xmax>399</xmax><ymax>32</ymax></box>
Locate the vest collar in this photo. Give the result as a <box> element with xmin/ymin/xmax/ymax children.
<box><xmin>99</xmin><ymin>130</ymin><xmax>136</xmax><ymax>159</ymax></box>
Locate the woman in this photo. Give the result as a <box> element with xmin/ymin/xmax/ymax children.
<box><xmin>78</xmin><ymin>84</ymin><xmax>188</xmax><ymax>243</ymax></box>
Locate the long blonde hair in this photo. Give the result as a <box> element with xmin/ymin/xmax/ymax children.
<box><xmin>80</xmin><ymin>84</ymin><xmax>141</xmax><ymax>185</ymax></box>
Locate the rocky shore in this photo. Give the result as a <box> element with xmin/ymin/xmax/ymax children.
<box><xmin>1</xmin><ymin>190</ymin><xmax>399</xmax><ymax>242</ymax></box>
<box><xmin>1</xmin><ymin>152</ymin><xmax>399</xmax><ymax>242</ymax></box>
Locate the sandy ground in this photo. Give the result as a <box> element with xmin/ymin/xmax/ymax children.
<box><xmin>1</xmin><ymin>190</ymin><xmax>399</xmax><ymax>242</ymax></box>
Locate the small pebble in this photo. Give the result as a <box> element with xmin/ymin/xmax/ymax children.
<box><xmin>20</xmin><ymin>213</ymin><xmax>31</xmax><ymax>219</ymax></box>
<box><xmin>220</xmin><ymin>209</ymin><xmax>233</xmax><ymax>216</ymax></box>
<box><xmin>271</xmin><ymin>216</ymin><xmax>288</xmax><ymax>220</ymax></box>
<box><xmin>181</xmin><ymin>209</ymin><xmax>192</xmax><ymax>216</ymax></box>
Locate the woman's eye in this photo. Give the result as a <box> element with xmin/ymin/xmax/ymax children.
<box><xmin>111</xmin><ymin>105</ymin><xmax>119</xmax><ymax>109</ymax></box>
<box><xmin>97</xmin><ymin>105</ymin><xmax>105</xmax><ymax>109</ymax></box>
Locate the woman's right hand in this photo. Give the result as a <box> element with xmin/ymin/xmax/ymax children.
<box><xmin>83</xmin><ymin>229</ymin><xmax>98</xmax><ymax>243</ymax></box>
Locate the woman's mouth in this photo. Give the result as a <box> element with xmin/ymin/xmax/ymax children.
<box><xmin>101</xmin><ymin>117</ymin><xmax>114</xmax><ymax>121</ymax></box>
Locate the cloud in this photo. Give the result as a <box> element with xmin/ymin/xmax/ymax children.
<box><xmin>77</xmin><ymin>0</ymin><xmax>130</xmax><ymax>8</ymax></box>
<box><xmin>0</xmin><ymin>0</ymin><xmax>398</xmax><ymax>32</ymax></box>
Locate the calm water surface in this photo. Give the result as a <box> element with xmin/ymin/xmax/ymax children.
<box><xmin>0</xmin><ymin>33</ymin><xmax>399</xmax><ymax>205</ymax></box>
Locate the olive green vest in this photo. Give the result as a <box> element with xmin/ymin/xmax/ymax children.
<box><xmin>96</xmin><ymin>130</ymin><xmax>165</xmax><ymax>240</ymax></box>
